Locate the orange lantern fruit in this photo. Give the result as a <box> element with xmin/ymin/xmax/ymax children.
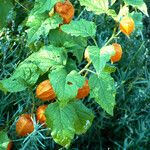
<box><xmin>36</xmin><ymin>105</ymin><xmax>48</xmax><ymax>125</ymax></box>
<box><xmin>76</xmin><ymin>80</ymin><xmax>90</xmax><ymax>99</ymax></box>
<box><xmin>120</xmin><ymin>17</ymin><xmax>135</xmax><ymax>35</ymax></box>
<box><xmin>111</xmin><ymin>43</ymin><xmax>122</xmax><ymax>63</ymax></box>
<box><xmin>36</xmin><ymin>80</ymin><xmax>56</xmax><ymax>101</ymax></box>
<box><xmin>54</xmin><ymin>0</ymin><xmax>75</xmax><ymax>24</ymax></box>
<box><xmin>16</xmin><ymin>114</ymin><xmax>34</xmax><ymax>137</ymax></box>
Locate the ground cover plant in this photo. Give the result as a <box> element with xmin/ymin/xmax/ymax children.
<box><xmin>0</xmin><ymin>0</ymin><xmax>149</xmax><ymax>149</ymax></box>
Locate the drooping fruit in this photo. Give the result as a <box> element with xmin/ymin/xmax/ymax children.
<box><xmin>16</xmin><ymin>114</ymin><xmax>34</xmax><ymax>137</ymax></box>
<box><xmin>7</xmin><ymin>141</ymin><xmax>13</xmax><ymax>150</ymax></box>
<box><xmin>76</xmin><ymin>80</ymin><xmax>90</xmax><ymax>99</ymax></box>
<box><xmin>54</xmin><ymin>0</ymin><xmax>75</xmax><ymax>24</ymax></box>
<box><xmin>111</xmin><ymin>43</ymin><xmax>122</xmax><ymax>63</ymax></box>
<box><xmin>120</xmin><ymin>17</ymin><xmax>134</xmax><ymax>35</ymax></box>
<box><xmin>36</xmin><ymin>80</ymin><xmax>56</xmax><ymax>101</ymax></box>
<box><xmin>36</xmin><ymin>105</ymin><xmax>48</xmax><ymax>125</ymax></box>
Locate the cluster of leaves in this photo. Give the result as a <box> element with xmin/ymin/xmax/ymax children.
<box><xmin>0</xmin><ymin>0</ymin><xmax>149</xmax><ymax>149</ymax></box>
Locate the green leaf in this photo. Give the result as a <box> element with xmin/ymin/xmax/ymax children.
<box><xmin>25</xmin><ymin>45</ymin><xmax>67</xmax><ymax>74</ymax></box>
<box><xmin>26</xmin><ymin>13</ymin><xmax>63</xmax><ymax>44</ymax></box>
<box><xmin>106</xmin><ymin>9</ymin><xmax>117</xmax><ymax>20</ymax></box>
<box><xmin>61</xmin><ymin>19</ymin><xmax>96</xmax><ymax>37</ymax></box>
<box><xmin>0</xmin><ymin>78</ymin><xmax>27</xmax><ymax>93</ymax></box>
<box><xmin>124</xmin><ymin>0</ymin><xmax>149</xmax><ymax>17</ymax></box>
<box><xmin>110</xmin><ymin>0</ymin><xmax>117</xmax><ymax>5</ymax></box>
<box><xmin>130</xmin><ymin>12</ymin><xmax>143</xmax><ymax>34</ymax></box>
<box><xmin>88</xmin><ymin>45</ymin><xmax>115</xmax><ymax>75</ymax></box>
<box><xmin>65</xmin><ymin>58</ymin><xmax>79</xmax><ymax>73</ymax></box>
<box><xmin>45</xmin><ymin>101</ymin><xmax>94</xmax><ymax>148</ymax></box>
<box><xmin>0</xmin><ymin>130</ymin><xmax>9</xmax><ymax>150</ymax></box>
<box><xmin>0</xmin><ymin>82</ymin><xmax>7</xmax><ymax>94</ymax></box>
<box><xmin>49</xmin><ymin>29</ymin><xmax>87</xmax><ymax>63</ymax></box>
<box><xmin>0</xmin><ymin>63</ymin><xmax>40</xmax><ymax>92</ymax></box>
<box><xmin>0</xmin><ymin>0</ymin><xmax>13</xmax><ymax>29</ymax></box>
<box><xmin>73</xmin><ymin>101</ymin><xmax>94</xmax><ymax>135</ymax></box>
<box><xmin>89</xmin><ymin>73</ymin><xmax>116</xmax><ymax>115</ymax></box>
<box><xmin>103</xmin><ymin>64</ymin><xmax>116</xmax><ymax>73</ymax></box>
<box><xmin>0</xmin><ymin>45</ymin><xmax>67</xmax><ymax>93</ymax></box>
<box><xmin>79</xmin><ymin>0</ymin><xmax>115</xmax><ymax>15</ymax></box>
<box><xmin>32</xmin><ymin>0</ymin><xmax>61</xmax><ymax>14</ymax></box>
<box><xmin>48</xmin><ymin>68</ymin><xmax>85</xmax><ymax>104</ymax></box>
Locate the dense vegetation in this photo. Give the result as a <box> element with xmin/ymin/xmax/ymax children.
<box><xmin>0</xmin><ymin>0</ymin><xmax>149</xmax><ymax>149</ymax></box>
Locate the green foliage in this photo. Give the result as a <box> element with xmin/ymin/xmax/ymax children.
<box><xmin>1</xmin><ymin>63</ymin><xmax>39</xmax><ymax>92</ymax></box>
<box><xmin>89</xmin><ymin>73</ymin><xmax>116</xmax><ymax>115</ymax></box>
<box><xmin>79</xmin><ymin>0</ymin><xmax>116</xmax><ymax>15</ymax></box>
<box><xmin>0</xmin><ymin>0</ymin><xmax>149</xmax><ymax>149</ymax></box>
<box><xmin>124</xmin><ymin>0</ymin><xmax>149</xmax><ymax>16</ymax></box>
<box><xmin>87</xmin><ymin>45</ymin><xmax>115</xmax><ymax>74</ymax></box>
<box><xmin>26</xmin><ymin>14</ymin><xmax>63</xmax><ymax>44</ymax></box>
<box><xmin>0</xmin><ymin>45</ymin><xmax>67</xmax><ymax>92</ymax></box>
<box><xmin>45</xmin><ymin>101</ymin><xmax>94</xmax><ymax>148</ymax></box>
<box><xmin>32</xmin><ymin>0</ymin><xmax>63</xmax><ymax>14</ymax></box>
<box><xmin>0</xmin><ymin>0</ymin><xmax>13</xmax><ymax>29</ymax></box>
<box><xmin>49</xmin><ymin>29</ymin><xmax>87</xmax><ymax>63</ymax></box>
<box><xmin>61</xmin><ymin>19</ymin><xmax>96</xmax><ymax>37</ymax></box>
<box><xmin>130</xmin><ymin>12</ymin><xmax>143</xmax><ymax>34</ymax></box>
<box><xmin>49</xmin><ymin>68</ymin><xmax>85</xmax><ymax>104</ymax></box>
<box><xmin>0</xmin><ymin>130</ymin><xmax>9</xmax><ymax>150</ymax></box>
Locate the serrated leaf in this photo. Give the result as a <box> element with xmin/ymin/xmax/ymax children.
<box><xmin>79</xmin><ymin>0</ymin><xmax>115</xmax><ymax>15</ymax></box>
<box><xmin>61</xmin><ymin>19</ymin><xmax>96</xmax><ymax>37</ymax></box>
<box><xmin>0</xmin><ymin>45</ymin><xmax>67</xmax><ymax>93</ymax></box>
<box><xmin>48</xmin><ymin>68</ymin><xmax>85</xmax><ymax>104</ymax></box>
<box><xmin>0</xmin><ymin>0</ymin><xmax>13</xmax><ymax>29</ymax></box>
<box><xmin>49</xmin><ymin>29</ymin><xmax>87</xmax><ymax>63</ymax></box>
<box><xmin>88</xmin><ymin>45</ymin><xmax>115</xmax><ymax>75</ymax></box>
<box><xmin>0</xmin><ymin>63</ymin><xmax>40</xmax><ymax>92</ymax></box>
<box><xmin>0</xmin><ymin>78</ymin><xmax>27</xmax><ymax>93</ymax></box>
<box><xmin>124</xmin><ymin>0</ymin><xmax>149</xmax><ymax>17</ymax></box>
<box><xmin>73</xmin><ymin>101</ymin><xmax>94</xmax><ymax>134</ymax></box>
<box><xmin>45</xmin><ymin>101</ymin><xmax>94</xmax><ymax>148</ymax></box>
<box><xmin>26</xmin><ymin>13</ymin><xmax>63</xmax><ymax>44</ymax></box>
<box><xmin>0</xmin><ymin>130</ymin><xmax>9</xmax><ymax>150</ymax></box>
<box><xmin>89</xmin><ymin>73</ymin><xmax>116</xmax><ymax>115</ymax></box>
<box><xmin>32</xmin><ymin>0</ymin><xmax>61</xmax><ymax>14</ymax></box>
<box><xmin>25</xmin><ymin>45</ymin><xmax>67</xmax><ymax>74</ymax></box>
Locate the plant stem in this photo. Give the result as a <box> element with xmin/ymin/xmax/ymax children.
<box><xmin>104</xmin><ymin>27</ymin><xmax>121</xmax><ymax>46</ymax></box>
<box><xmin>76</xmin><ymin>8</ymin><xmax>86</xmax><ymax>20</ymax></box>
<box><xmin>15</xmin><ymin>0</ymin><xmax>29</xmax><ymax>11</ymax></box>
<box><xmin>79</xmin><ymin>61</ymin><xmax>92</xmax><ymax>74</ymax></box>
<box><xmin>92</xmin><ymin>37</ymin><xmax>98</xmax><ymax>47</ymax></box>
<box><xmin>84</xmin><ymin>69</ymin><xmax>97</xmax><ymax>74</ymax></box>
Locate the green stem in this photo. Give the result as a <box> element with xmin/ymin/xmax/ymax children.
<box><xmin>104</xmin><ymin>27</ymin><xmax>121</xmax><ymax>46</ymax></box>
<box><xmin>76</xmin><ymin>8</ymin><xmax>86</xmax><ymax>20</ymax></box>
<box><xmin>15</xmin><ymin>0</ymin><xmax>29</xmax><ymax>11</ymax></box>
<box><xmin>84</xmin><ymin>69</ymin><xmax>97</xmax><ymax>75</ymax></box>
<box><xmin>79</xmin><ymin>61</ymin><xmax>92</xmax><ymax>74</ymax></box>
<box><xmin>92</xmin><ymin>37</ymin><xmax>98</xmax><ymax>47</ymax></box>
